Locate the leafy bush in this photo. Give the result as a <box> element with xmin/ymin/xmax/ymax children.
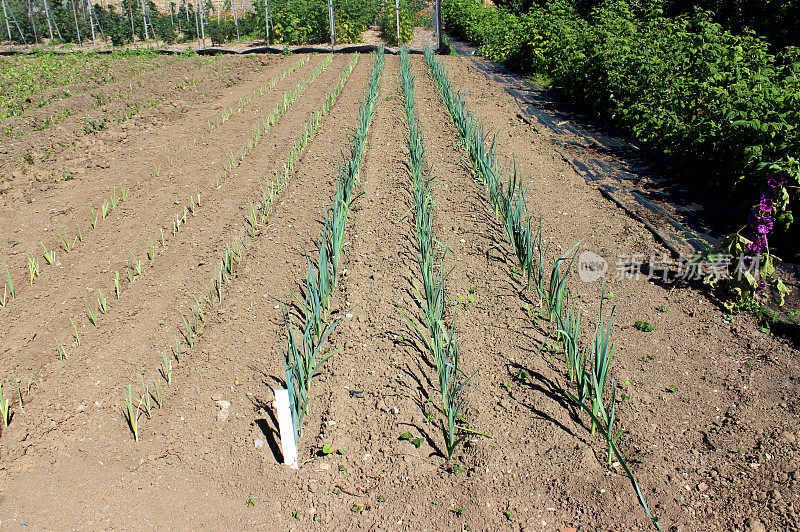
<box><xmin>154</xmin><ymin>15</ymin><xmax>177</xmax><ymax>44</ymax></box>
<box><xmin>444</xmin><ymin>0</ymin><xmax>800</xmax><ymax>255</ymax></box>
<box><xmin>379</xmin><ymin>0</ymin><xmax>415</xmax><ymax>45</ymax></box>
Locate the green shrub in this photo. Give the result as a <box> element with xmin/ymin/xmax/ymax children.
<box><xmin>444</xmin><ymin>0</ymin><xmax>800</xmax><ymax>254</ymax></box>
<box><xmin>379</xmin><ymin>0</ymin><xmax>414</xmax><ymax>45</ymax></box>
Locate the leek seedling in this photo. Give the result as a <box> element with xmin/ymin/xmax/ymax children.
<box><xmin>438</xmin><ymin>331</ymin><xmax>483</xmax><ymax>459</ymax></box>
<box><xmin>0</xmin><ymin>383</ymin><xmax>10</xmax><ymax>427</ymax></box>
<box><xmin>59</xmin><ymin>230</ymin><xmax>72</xmax><ymax>252</ymax></box>
<box><xmin>139</xmin><ymin>381</ymin><xmax>152</xmax><ymax>419</ymax></box>
<box><xmin>1</xmin><ymin>266</ymin><xmax>13</xmax><ymax>307</ymax></box>
<box><xmin>564</xmin><ymin>387</ymin><xmax>661</xmax><ymax>531</ymax></box>
<box><xmin>13</xmin><ymin>377</ymin><xmax>23</xmax><ymax>414</ymax></box>
<box><xmin>123</xmin><ymin>384</ymin><xmax>141</xmax><ymax>441</ymax></box>
<box><xmin>246</xmin><ymin>201</ymin><xmax>261</xmax><ymax>237</ymax></box>
<box><xmin>173</xmin><ymin>335</ymin><xmax>182</xmax><ymax>363</ymax></box>
<box><xmin>130</xmin><ymin>253</ymin><xmax>142</xmax><ymax>275</ymax></box>
<box><xmin>281</xmin><ymin>308</ymin><xmax>342</xmax><ymax>442</ymax></box>
<box><xmin>547</xmin><ymin>245</ymin><xmax>578</xmax><ymax>321</ymax></box>
<box><xmin>41</xmin><ymin>243</ymin><xmax>56</xmax><ymax>265</ymax></box>
<box><xmin>590</xmin><ymin>292</ymin><xmax>615</xmax><ymax>435</ymax></box>
<box><xmin>603</xmin><ymin>377</ymin><xmax>624</xmax><ymax>465</ymax></box>
<box><xmin>71</xmin><ymin>319</ymin><xmax>81</xmax><ymax>346</ymax></box>
<box><xmin>147</xmin><ymin>238</ymin><xmax>154</xmax><ymax>261</ymax></box>
<box><xmin>98</xmin><ymin>289</ymin><xmax>107</xmax><ymax>314</ymax></box>
<box><xmin>90</xmin><ymin>208</ymin><xmax>98</xmax><ymax>229</ymax></box>
<box><xmin>160</xmin><ymin>350</ymin><xmax>172</xmax><ymax>385</ymax></box>
<box><xmin>181</xmin><ymin>314</ymin><xmax>195</xmax><ymax>348</ymax></box>
<box><xmin>192</xmin><ymin>296</ymin><xmax>205</xmax><ymax>325</ymax></box>
<box><xmin>151</xmin><ymin>375</ymin><xmax>163</xmax><ymax>408</ymax></box>
<box><xmin>76</xmin><ymin>222</ymin><xmax>82</xmax><ymax>242</ymax></box>
<box><xmin>120</xmin><ymin>185</ymin><xmax>128</xmax><ymax>201</ymax></box>
<box><xmin>528</xmin><ymin>220</ymin><xmax>547</xmax><ymax>305</ymax></box>
<box><xmin>85</xmin><ymin>299</ymin><xmax>98</xmax><ymax>326</ymax></box>
<box><xmin>556</xmin><ymin>305</ymin><xmax>589</xmax><ymax>403</ymax></box>
<box><xmin>26</xmin><ymin>253</ymin><xmax>40</xmax><ymax>284</ymax></box>
<box><xmin>56</xmin><ymin>340</ymin><xmax>67</xmax><ymax>360</ymax></box>
<box><xmin>114</xmin><ymin>271</ymin><xmax>121</xmax><ymax>299</ymax></box>
<box><xmin>101</xmin><ymin>201</ymin><xmax>110</xmax><ymax>219</ymax></box>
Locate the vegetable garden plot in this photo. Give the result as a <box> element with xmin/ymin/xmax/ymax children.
<box><xmin>0</xmin><ymin>52</ymin><xmax>182</xmax><ymax>122</ymax></box>
<box><xmin>0</xmin><ymin>54</ymin><xmax>354</xmax><ymax>386</ymax></box>
<box><xmin>0</xmin><ymin>49</ymin><xmax>797</xmax><ymax>532</ymax></box>
<box><xmin>0</xmin><ymin>53</ymin><xmax>209</xmax><ymax>140</ymax></box>
<box><xmin>0</xmin><ymin>53</ymin><xmax>253</xmax><ymax>174</ymax></box>
<box><xmin>0</xmin><ymin>54</ymin><xmax>306</xmax><ymax>314</ymax></box>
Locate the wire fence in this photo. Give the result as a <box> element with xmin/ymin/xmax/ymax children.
<box><xmin>0</xmin><ymin>0</ymin><xmax>442</xmax><ymax>49</ymax></box>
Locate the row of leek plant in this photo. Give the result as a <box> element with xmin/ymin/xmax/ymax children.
<box><xmin>5</xmin><ymin>58</ymin><xmax>317</xmax><ymax>441</ymax></box>
<box><xmin>117</xmin><ymin>54</ymin><xmax>358</xmax><ymax>441</ymax></box>
<box><xmin>121</xmin><ymin>56</ymin><xmax>361</xmax><ymax>442</ymax></box>
<box><xmin>552</xmin><ymin>267</ymin><xmax>662</xmax><ymax>530</ymax></box>
<box><xmin>423</xmin><ymin>48</ymin><xmax>547</xmax><ymax>300</ymax></box>
<box><xmin>48</xmin><ymin>58</ymin><xmax>332</xmax><ymax>363</ymax></box>
<box><xmin>3</xmin><ymin>57</ymin><xmax>313</xmax><ymax>313</ymax></box>
<box><xmin>187</xmin><ymin>55</ymin><xmax>309</xmax><ymax>170</ymax></box>
<box><xmin>399</xmin><ymin>48</ymin><xmax>485</xmax><ymax>460</ymax></box>
<box><xmin>226</xmin><ymin>56</ymin><xmax>333</xmax><ymax>185</ymax></box>
<box><xmin>423</xmin><ymin>48</ymin><xmax>662</xmax><ymax>530</ymax></box>
<box><xmin>2</xmin><ymin>183</ymin><xmax>129</xmax><ymax>304</ymax></box>
<box><xmin>280</xmin><ymin>48</ymin><xmax>384</xmax><ymax>451</ymax></box>
<box><xmin>0</xmin><ymin>56</ymin><xmax>312</xmax><ymax>314</ymax></box>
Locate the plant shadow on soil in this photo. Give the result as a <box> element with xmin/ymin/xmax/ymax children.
<box><xmin>396</xmin><ymin>371</ymin><xmax>448</xmax><ymax>460</ymax></box>
<box><xmin>247</xmin><ymin>364</ymin><xmax>286</xmax><ymax>464</ymax></box>
<box><xmin>507</xmin><ymin>361</ymin><xmax>581</xmax><ymax>439</ymax></box>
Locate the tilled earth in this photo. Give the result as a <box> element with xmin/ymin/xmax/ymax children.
<box><xmin>0</xmin><ymin>52</ymin><xmax>798</xmax><ymax>531</ymax></box>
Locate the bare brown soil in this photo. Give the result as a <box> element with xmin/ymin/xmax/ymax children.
<box><xmin>0</xmin><ymin>53</ymin><xmax>798</xmax><ymax>531</ymax></box>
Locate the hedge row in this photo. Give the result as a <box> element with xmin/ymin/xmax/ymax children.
<box><xmin>444</xmin><ymin>0</ymin><xmax>800</xmax><ymax>254</ymax></box>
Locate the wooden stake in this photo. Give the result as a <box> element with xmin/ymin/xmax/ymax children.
<box><xmin>2</xmin><ymin>0</ymin><xmax>13</xmax><ymax>41</ymax></box>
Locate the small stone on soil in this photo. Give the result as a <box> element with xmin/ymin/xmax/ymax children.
<box><xmin>744</xmin><ymin>517</ymin><xmax>767</xmax><ymax>532</ymax></box>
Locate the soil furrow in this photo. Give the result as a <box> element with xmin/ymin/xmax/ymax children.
<box><xmin>0</xmin><ymin>54</ymin><xmax>264</xmax><ymax>199</ymax></box>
